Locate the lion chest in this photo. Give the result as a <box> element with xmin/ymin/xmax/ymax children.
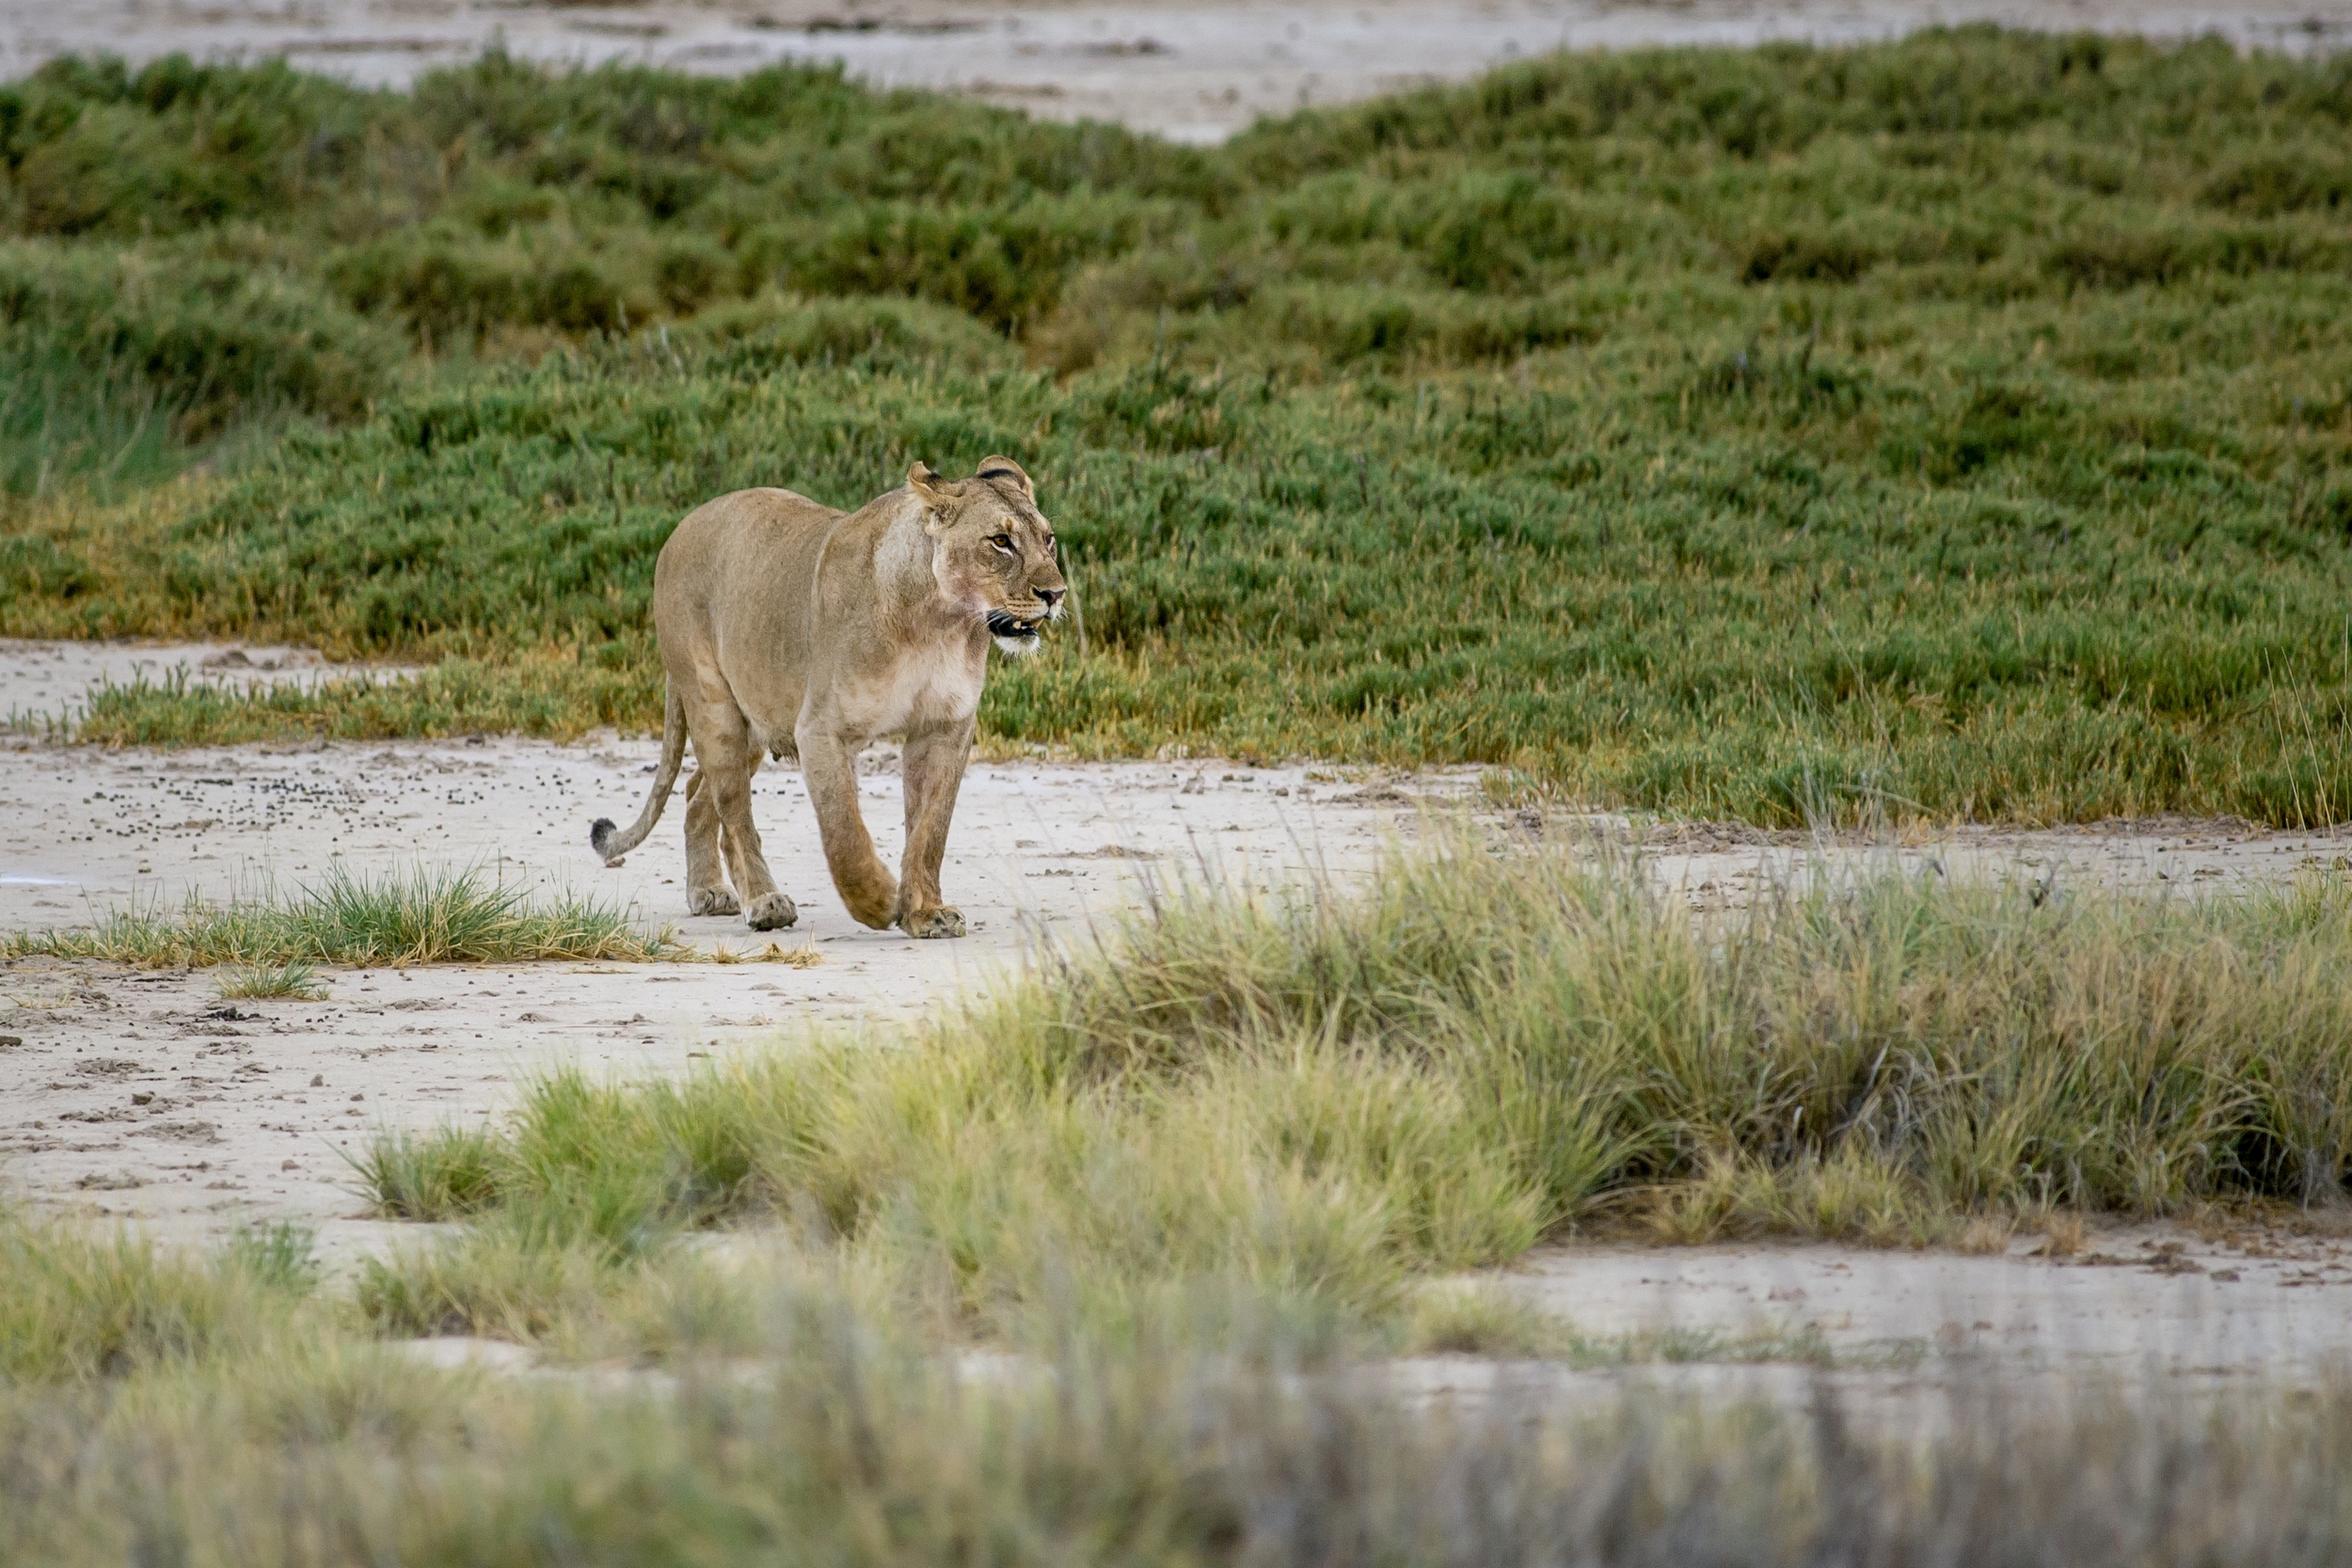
<box><xmin>833</xmin><ymin>642</ymin><xmax>985</xmax><ymax>742</ymax></box>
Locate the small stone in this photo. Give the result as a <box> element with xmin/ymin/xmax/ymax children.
<box><xmin>349</xmin><ymin>1092</ymin><xmax>364</xmax><ymax>1102</ymax></box>
<box><xmin>131</xmin><ymin>1092</ymin><xmax>154</xmax><ymax>1106</ymax></box>
<box><xmin>281</xmin><ymin>1159</ymin><xmax>299</xmax><ymax>1171</ymax></box>
<box><xmin>310</xmin><ymin>1074</ymin><xmax>325</xmax><ymax>1087</ymax></box>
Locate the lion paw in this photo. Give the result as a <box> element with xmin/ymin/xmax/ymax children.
<box><xmin>745</xmin><ymin>892</ymin><xmax>798</xmax><ymax>930</ymax></box>
<box><xmin>689</xmin><ymin>885</ymin><xmax>740</xmax><ymax>917</ymax></box>
<box><xmin>898</xmin><ymin>905</ymin><xmax>966</xmax><ymax>940</ymax></box>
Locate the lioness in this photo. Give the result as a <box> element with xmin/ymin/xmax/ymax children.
<box><xmin>589</xmin><ymin>458</ymin><xmax>1066</xmax><ymax>938</ymax></box>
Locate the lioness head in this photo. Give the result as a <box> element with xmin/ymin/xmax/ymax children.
<box><xmin>907</xmin><ymin>456</ymin><xmax>1068</xmax><ymax>656</ymax></box>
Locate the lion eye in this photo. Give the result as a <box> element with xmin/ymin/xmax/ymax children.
<box><xmin>990</xmin><ymin>534</ymin><xmax>1016</xmax><ymax>553</ymax></box>
<box><xmin>1043</xmin><ymin>536</ymin><xmax>1057</xmax><ymax>555</ymax></box>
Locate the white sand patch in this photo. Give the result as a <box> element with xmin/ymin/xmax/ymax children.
<box><xmin>1365</xmin><ymin>1224</ymin><xmax>2352</xmax><ymax>1431</ymax></box>
<box><xmin>0</xmin><ymin>1</ymin><xmax>2344</xmax><ymax>144</ymax></box>
<box><xmin>0</xmin><ymin>636</ymin><xmax>410</xmax><ymax>732</ymax></box>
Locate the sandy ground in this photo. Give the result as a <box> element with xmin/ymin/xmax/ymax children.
<box><xmin>2</xmin><ymin>0</ymin><xmax>2346</xmax><ymax>142</ymax></box>
<box><xmin>8</xmin><ymin>637</ymin><xmax>2352</xmax><ymax>1398</ymax></box>
<box><xmin>0</xmin><ymin>637</ymin><xmax>409</xmax><ymax>732</ymax></box>
<box><xmin>1416</xmin><ymin>1221</ymin><xmax>2352</xmax><ymax>1427</ymax></box>
<box><xmin>0</xmin><ymin>638</ymin><xmax>1482</xmax><ymax>1247</ymax></box>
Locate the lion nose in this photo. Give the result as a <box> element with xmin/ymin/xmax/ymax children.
<box><xmin>1037</xmin><ymin>588</ymin><xmax>1065</xmax><ymax>611</ymax></box>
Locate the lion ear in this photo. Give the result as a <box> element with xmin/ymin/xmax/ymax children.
<box><xmin>975</xmin><ymin>455</ymin><xmax>1034</xmax><ymax>499</ymax></box>
<box><xmin>907</xmin><ymin>461</ymin><xmax>958</xmax><ymax>531</ymax></box>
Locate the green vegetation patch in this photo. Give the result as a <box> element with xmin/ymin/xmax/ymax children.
<box><xmin>6</xmin><ymin>32</ymin><xmax>2352</xmax><ymax>823</ymax></box>
<box><xmin>357</xmin><ymin>843</ymin><xmax>2352</xmax><ymax>1350</ymax></box>
<box><xmin>0</xmin><ymin>1214</ymin><xmax>314</xmax><ymax>1381</ymax></box>
<box><xmin>0</xmin><ymin>238</ymin><xmax>404</xmax><ymax>499</ymax></box>
<box><xmin>12</xmin><ymin>842</ymin><xmax>2352</xmax><ymax>1558</ymax></box>
<box><xmin>2</xmin><ymin>863</ymin><xmax>675</xmax><ymax>966</ymax></box>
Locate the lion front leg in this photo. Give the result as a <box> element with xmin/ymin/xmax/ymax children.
<box><xmin>799</xmin><ymin>725</ymin><xmax>898</xmax><ymax>930</ymax></box>
<box><xmin>896</xmin><ymin>719</ymin><xmax>973</xmax><ymax>939</ymax></box>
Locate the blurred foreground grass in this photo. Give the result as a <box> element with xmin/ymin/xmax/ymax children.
<box><xmin>7</xmin><ymin>1200</ymin><xmax>2352</xmax><ymax>1566</ymax></box>
<box><xmin>6</xmin><ymin>32</ymin><xmax>2352</xmax><ymax>823</ymax></box>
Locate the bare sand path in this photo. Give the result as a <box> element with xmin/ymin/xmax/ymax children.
<box><xmin>3</xmin><ymin>1</ymin><xmax>2345</xmax><ymax>144</ymax></box>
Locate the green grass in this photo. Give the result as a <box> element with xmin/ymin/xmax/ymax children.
<box><xmin>0</xmin><ymin>237</ymin><xmax>405</xmax><ymax>499</ymax></box>
<box><xmin>215</xmin><ymin>959</ymin><xmax>327</xmax><ymax>999</ymax></box>
<box><xmin>2</xmin><ymin>863</ymin><xmax>676</xmax><ymax>966</ymax></box>
<box><xmin>7</xmin><ymin>33</ymin><xmax>2352</xmax><ymax>821</ymax></box>
<box><xmin>17</xmin><ymin>659</ymin><xmax>651</xmax><ymax>746</ymax></box>
<box><xmin>0</xmin><ymin>1211</ymin><xmax>309</xmax><ymax>1380</ymax></box>
<box><xmin>347</xmin><ymin>840</ymin><xmax>2352</xmax><ymax>1358</ymax></box>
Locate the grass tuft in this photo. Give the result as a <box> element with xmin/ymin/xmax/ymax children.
<box><xmin>3</xmin><ymin>863</ymin><xmax>677</xmax><ymax>967</ymax></box>
<box><xmin>350</xmin><ymin>1123</ymin><xmax>501</xmax><ymax>1220</ymax></box>
<box><xmin>226</xmin><ymin>1221</ymin><xmax>321</xmax><ymax>1293</ymax></box>
<box><xmin>706</xmin><ymin>941</ymin><xmax>824</xmax><ymax>967</ymax></box>
<box><xmin>216</xmin><ymin>959</ymin><xmax>327</xmax><ymax>1000</ymax></box>
<box><xmin>0</xmin><ymin>1212</ymin><xmax>289</xmax><ymax>1380</ymax></box>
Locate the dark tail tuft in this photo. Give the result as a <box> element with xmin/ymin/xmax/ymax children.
<box><xmin>590</xmin><ymin>817</ymin><xmax>618</xmax><ymax>859</ymax></box>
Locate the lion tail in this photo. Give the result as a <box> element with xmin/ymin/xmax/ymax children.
<box><xmin>590</xmin><ymin>683</ymin><xmax>686</xmax><ymax>866</ymax></box>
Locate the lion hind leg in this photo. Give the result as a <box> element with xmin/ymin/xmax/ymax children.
<box><xmin>690</xmin><ymin>714</ymin><xmax>789</xmax><ymax>930</ymax></box>
<box><xmin>682</xmin><ymin>768</ymin><xmax>737</xmax><ymax>916</ymax></box>
<box><xmin>725</xmin><ymin>749</ymin><xmax>796</xmax><ymax>929</ymax></box>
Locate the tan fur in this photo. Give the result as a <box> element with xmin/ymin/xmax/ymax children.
<box><xmin>589</xmin><ymin>458</ymin><xmax>1067</xmax><ymax>938</ymax></box>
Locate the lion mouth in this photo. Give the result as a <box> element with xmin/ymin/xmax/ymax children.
<box><xmin>986</xmin><ymin>610</ymin><xmax>1041</xmax><ymax>641</ymax></box>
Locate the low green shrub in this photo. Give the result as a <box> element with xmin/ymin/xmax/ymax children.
<box><xmin>676</xmin><ymin>292</ymin><xmax>1019</xmax><ymax>375</ymax></box>
<box><xmin>0</xmin><ymin>239</ymin><xmax>402</xmax><ymax>432</ymax></box>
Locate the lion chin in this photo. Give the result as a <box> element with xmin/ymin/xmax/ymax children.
<box><xmin>987</xmin><ymin>610</ymin><xmax>1044</xmax><ymax>656</ymax></box>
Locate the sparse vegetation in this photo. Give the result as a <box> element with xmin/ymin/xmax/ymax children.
<box><xmin>350</xmin><ymin>1121</ymin><xmax>503</xmax><ymax>1222</ymax></box>
<box><xmin>342</xmin><ymin>842</ymin><xmax>2352</xmax><ymax>1362</ymax></box>
<box><xmin>15</xmin><ymin>842</ymin><xmax>2352</xmax><ymax>1560</ymax></box>
<box><xmin>2</xmin><ymin>863</ymin><xmax>675</xmax><ymax>966</ymax></box>
<box><xmin>0</xmin><ymin>1210</ymin><xmax>309</xmax><ymax>1381</ymax></box>
<box><xmin>6</xmin><ymin>34</ymin><xmax>2352</xmax><ymax>821</ymax></box>
<box><xmin>3</xmin><ymin>1197</ymin><xmax>2352</xmax><ymax>1565</ymax></box>
<box><xmin>215</xmin><ymin>958</ymin><xmax>327</xmax><ymax>999</ymax></box>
